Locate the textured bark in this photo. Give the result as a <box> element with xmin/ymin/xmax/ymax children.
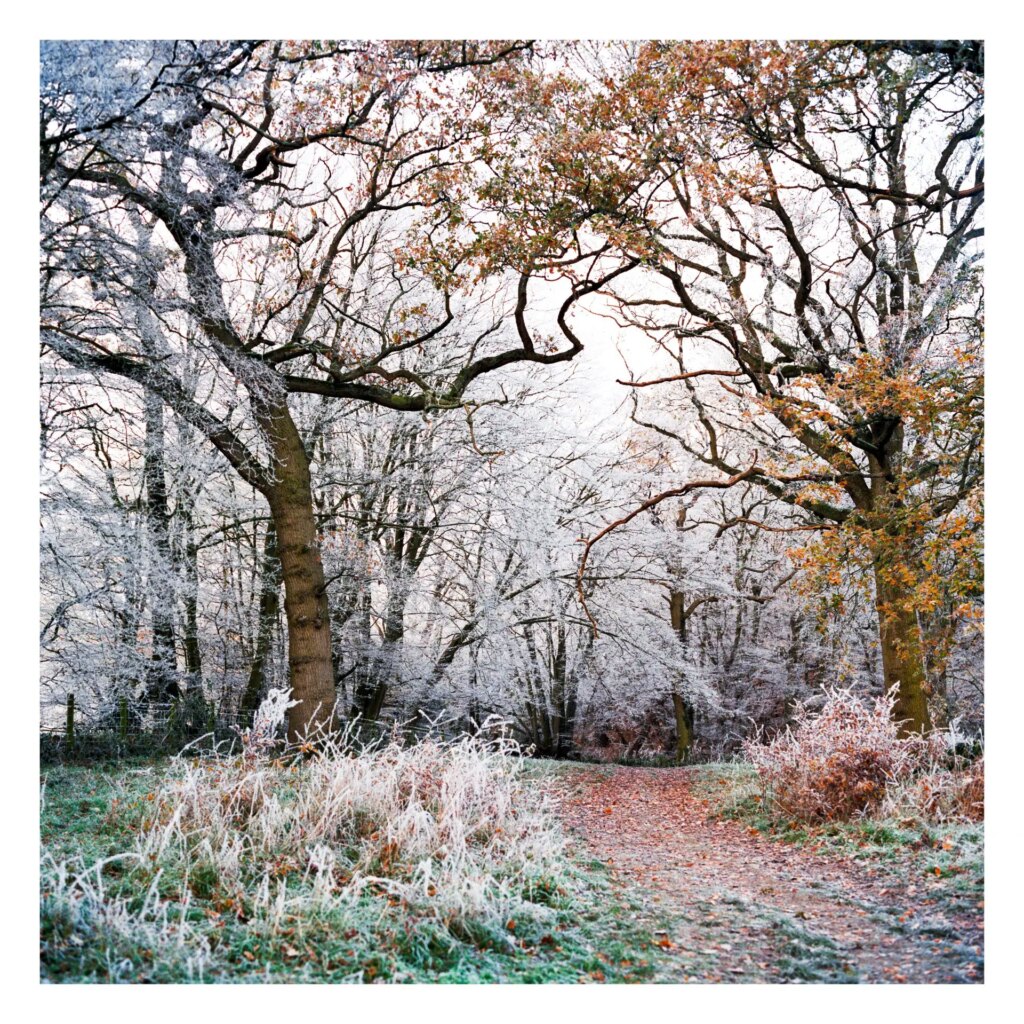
<box><xmin>259</xmin><ymin>401</ymin><xmax>336</xmax><ymax>742</ymax></box>
<box><xmin>874</xmin><ymin>565</ymin><xmax>932</xmax><ymax>736</ymax></box>
<box><xmin>143</xmin><ymin>391</ymin><xmax>180</xmax><ymax>700</ymax></box>
<box><xmin>866</xmin><ymin>433</ymin><xmax>932</xmax><ymax>736</ymax></box>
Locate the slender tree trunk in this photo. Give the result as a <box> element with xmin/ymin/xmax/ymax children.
<box><xmin>672</xmin><ymin>692</ymin><xmax>695</xmax><ymax>764</ymax></box>
<box><xmin>552</xmin><ymin>624</ymin><xmax>577</xmax><ymax>759</ymax></box>
<box><xmin>178</xmin><ymin>499</ymin><xmax>203</xmax><ymax>687</ymax></box>
<box><xmin>669</xmin><ymin>589</ymin><xmax>695</xmax><ymax>763</ymax></box>
<box><xmin>625</xmin><ymin>731</ymin><xmax>647</xmax><ymax>759</ymax></box>
<box><xmin>360</xmin><ymin>673</ymin><xmax>389</xmax><ymax>722</ymax></box>
<box><xmin>349</xmin><ymin>586</ymin><xmax>374</xmax><ymax>718</ymax></box>
<box><xmin>167</xmin><ymin>408</ymin><xmax>205</xmax><ymax>691</ymax></box>
<box><xmin>259</xmin><ymin>401</ymin><xmax>336</xmax><ymax>742</ymax></box>
<box><xmin>181</xmin><ymin>532</ymin><xmax>203</xmax><ymax>683</ymax></box>
<box><xmin>241</xmin><ymin>521</ymin><xmax>281</xmax><ymax>721</ymax></box>
<box><xmin>559</xmin><ymin>686</ymin><xmax>578</xmax><ymax>759</ymax></box>
<box><xmin>358</xmin><ymin>588</ymin><xmax>405</xmax><ymax>721</ymax></box>
<box><xmin>143</xmin><ymin>391</ymin><xmax>179</xmax><ymax>700</ymax></box>
<box><xmin>873</xmin><ymin>564</ymin><xmax>932</xmax><ymax>735</ymax></box>
<box><xmin>538</xmin><ymin>694</ymin><xmax>554</xmax><ymax>755</ymax></box>
<box><xmin>523</xmin><ymin>628</ymin><xmax>554</xmax><ymax>754</ymax></box>
<box><xmin>115</xmin><ymin>565</ymin><xmax>144</xmax><ymax>701</ymax></box>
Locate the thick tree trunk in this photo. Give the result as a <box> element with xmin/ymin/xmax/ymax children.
<box><xmin>143</xmin><ymin>392</ymin><xmax>180</xmax><ymax>701</ymax></box>
<box><xmin>241</xmin><ymin>521</ymin><xmax>281</xmax><ymax>722</ymax></box>
<box><xmin>260</xmin><ymin>402</ymin><xmax>336</xmax><ymax>743</ymax></box>
<box><xmin>865</xmin><ymin>436</ymin><xmax>932</xmax><ymax>737</ymax></box>
<box><xmin>873</xmin><ymin>564</ymin><xmax>932</xmax><ymax>735</ymax></box>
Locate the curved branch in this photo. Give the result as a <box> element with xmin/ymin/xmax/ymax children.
<box><xmin>576</xmin><ymin>458</ymin><xmax>760</xmax><ymax>635</ymax></box>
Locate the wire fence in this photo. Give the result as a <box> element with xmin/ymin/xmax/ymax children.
<box><xmin>40</xmin><ymin>694</ymin><xmax>237</xmax><ymax>762</ymax></box>
<box><xmin>39</xmin><ymin>693</ymin><xmax>493</xmax><ymax>764</ymax></box>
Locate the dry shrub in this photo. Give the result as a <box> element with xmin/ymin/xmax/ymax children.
<box><xmin>882</xmin><ymin>755</ymin><xmax>984</xmax><ymax>824</ymax></box>
<box><xmin>149</xmin><ymin>728</ymin><xmax>560</xmax><ymax>917</ymax></box>
<box><xmin>44</xmin><ymin>691</ymin><xmax>571</xmax><ymax>974</ymax></box>
<box><xmin>959</xmin><ymin>756</ymin><xmax>985</xmax><ymax>820</ymax></box>
<box><xmin>745</xmin><ymin>688</ymin><xmax>985</xmax><ymax>825</ymax></box>
<box><xmin>744</xmin><ymin>687</ymin><xmax>930</xmax><ymax>822</ymax></box>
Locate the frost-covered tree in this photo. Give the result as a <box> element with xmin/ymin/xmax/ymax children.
<box><xmin>40</xmin><ymin>41</ymin><xmax>623</xmax><ymax>739</ymax></box>
<box><xmin>559</xmin><ymin>41</ymin><xmax>983</xmax><ymax>733</ymax></box>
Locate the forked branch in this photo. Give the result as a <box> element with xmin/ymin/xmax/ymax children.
<box><xmin>576</xmin><ymin>458</ymin><xmax>760</xmax><ymax>635</ymax></box>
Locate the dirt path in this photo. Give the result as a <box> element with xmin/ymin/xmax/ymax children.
<box><xmin>552</xmin><ymin>765</ymin><xmax>983</xmax><ymax>984</ymax></box>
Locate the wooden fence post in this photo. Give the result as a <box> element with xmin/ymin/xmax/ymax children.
<box><xmin>65</xmin><ymin>693</ymin><xmax>75</xmax><ymax>754</ymax></box>
<box><xmin>119</xmin><ymin>696</ymin><xmax>129</xmax><ymax>743</ymax></box>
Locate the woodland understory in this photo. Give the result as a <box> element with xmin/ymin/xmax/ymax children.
<box><xmin>40</xmin><ymin>39</ymin><xmax>983</xmax><ymax>984</ymax></box>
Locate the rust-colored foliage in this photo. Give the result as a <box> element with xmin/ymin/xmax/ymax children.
<box><xmin>745</xmin><ymin>688</ymin><xmax>931</xmax><ymax>822</ymax></box>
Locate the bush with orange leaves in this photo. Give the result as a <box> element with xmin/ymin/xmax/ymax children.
<box><xmin>744</xmin><ymin>687</ymin><xmax>935</xmax><ymax>823</ymax></box>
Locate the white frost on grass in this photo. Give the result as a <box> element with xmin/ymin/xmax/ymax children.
<box><xmin>42</xmin><ymin>694</ymin><xmax>572</xmax><ymax>979</ymax></box>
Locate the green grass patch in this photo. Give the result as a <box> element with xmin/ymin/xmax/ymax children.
<box><xmin>691</xmin><ymin>762</ymin><xmax>984</xmax><ymax>902</ymax></box>
<box><xmin>766</xmin><ymin>912</ymin><xmax>857</xmax><ymax>983</ymax></box>
<box><xmin>41</xmin><ymin>759</ymin><xmax>669</xmax><ymax>984</ymax></box>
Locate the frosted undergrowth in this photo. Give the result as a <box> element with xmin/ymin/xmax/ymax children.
<box><xmin>42</xmin><ymin>693</ymin><xmax>572</xmax><ymax>980</ymax></box>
